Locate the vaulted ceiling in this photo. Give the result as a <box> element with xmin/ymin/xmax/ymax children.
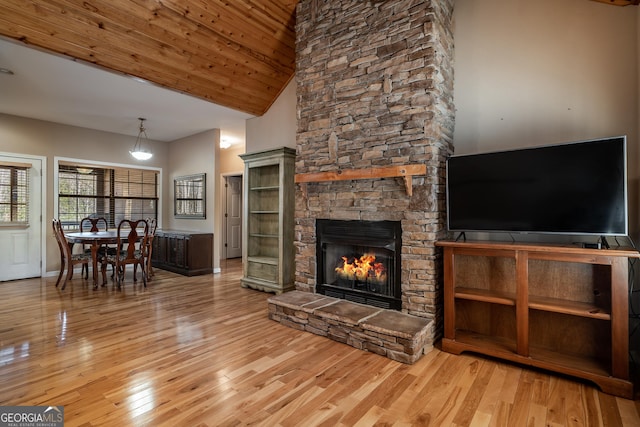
<box><xmin>0</xmin><ymin>0</ymin><xmax>298</xmax><ymax>117</ymax></box>
<box><xmin>0</xmin><ymin>0</ymin><xmax>634</xmax><ymax>123</ymax></box>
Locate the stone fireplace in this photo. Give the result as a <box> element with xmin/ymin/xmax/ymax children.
<box><xmin>269</xmin><ymin>0</ymin><xmax>455</xmax><ymax>362</ymax></box>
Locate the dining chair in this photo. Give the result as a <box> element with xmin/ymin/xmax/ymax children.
<box><xmin>103</xmin><ymin>219</ymin><xmax>149</xmax><ymax>288</ymax></box>
<box><xmin>52</xmin><ymin>218</ymin><xmax>92</xmax><ymax>290</ymax></box>
<box><xmin>79</xmin><ymin>216</ymin><xmax>110</xmax><ymax>278</ymax></box>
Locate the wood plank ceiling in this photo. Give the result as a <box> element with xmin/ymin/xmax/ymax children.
<box><xmin>0</xmin><ymin>0</ymin><xmax>299</xmax><ymax>117</ymax></box>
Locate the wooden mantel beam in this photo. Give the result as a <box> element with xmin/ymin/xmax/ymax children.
<box><xmin>295</xmin><ymin>164</ymin><xmax>426</xmax><ymax>196</ymax></box>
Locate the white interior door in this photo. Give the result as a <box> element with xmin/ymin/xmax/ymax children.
<box><xmin>0</xmin><ymin>155</ymin><xmax>42</xmax><ymax>281</ymax></box>
<box><xmin>224</xmin><ymin>175</ymin><xmax>242</xmax><ymax>259</ymax></box>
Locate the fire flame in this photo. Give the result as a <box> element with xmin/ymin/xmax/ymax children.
<box><xmin>335</xmin><ymin>253</ymin><xmax>387</xmax><ymax>283</ymax></box>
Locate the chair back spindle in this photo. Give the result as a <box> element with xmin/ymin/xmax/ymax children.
<box><xmin>80</xmin><ymin>216</ymin><xmax>109</xmax><ymax>232</ymax></box>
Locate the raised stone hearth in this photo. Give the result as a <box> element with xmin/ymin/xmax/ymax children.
<box><xmin>268</xmin><ymin>291</ymin><xmax>434</xmax><ymax>364</ymax></box>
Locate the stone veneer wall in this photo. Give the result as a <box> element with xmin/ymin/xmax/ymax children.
<box><xmin>294</xmin><ymin>0</ymin><xmax>455</xmax><ymax>339</ymax></box>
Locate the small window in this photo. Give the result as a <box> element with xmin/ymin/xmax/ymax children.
<box><xmin>174</xmin><ymin>173</ymin><xmax>206</xmax><ymax>218</ymax></box>
<box><xmin>0</xmin><ymin>164</ymin><xmax>29</xmax><ymax>226</ymax></box>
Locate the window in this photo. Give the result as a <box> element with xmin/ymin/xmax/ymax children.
<box><xmin>58</xmin><ymin>164</ymin><xmax>158</xmax><ymax>230</ymax></box>
<box><xmin>0</xmin><ymin>164</ymin><xmax>29</xmax><ymax>225</ymax></box>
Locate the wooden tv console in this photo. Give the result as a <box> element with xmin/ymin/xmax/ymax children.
<box><xmin>436</xmin><ymin>240</ymin><xmax>639</xmax><ymax>398</ymax></box>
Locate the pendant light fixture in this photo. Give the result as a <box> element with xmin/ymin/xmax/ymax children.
<box><xmin>130</xmin><ymin>118</ymin><xmax>153</xmax><ymax>161</ymax></box>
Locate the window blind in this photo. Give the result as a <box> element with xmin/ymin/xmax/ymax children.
<box><xmin>58</xmin><ymin>165</ymin><xmax>158</xmax><ymax>230</ymax></box>
<box><xmin>0</xmin><ymin>164</ymin><xmax>29</xmax><ymax>225</ymax></box>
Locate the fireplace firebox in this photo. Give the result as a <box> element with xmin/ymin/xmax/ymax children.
<box><xmin>316</xmin><ymin>219</ymin><xmax>402</xmax><ymax>310</ymax></box>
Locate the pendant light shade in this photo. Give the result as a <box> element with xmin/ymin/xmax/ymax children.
<box><xmin>130</xmin><ymin>118</ymin><xmax>153</xmax><ymax>161</ymax></box>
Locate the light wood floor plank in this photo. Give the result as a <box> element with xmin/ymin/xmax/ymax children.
<box><xmin>0</xmin><ymin>258</ymin><xmax>639</xmax><ymax>426</ymax></box>
<box><xmin>452</xmin><ymin>358</ymin><xmax>495</xmax><ymax>426</ymax></box>
<box><xmin>508</xmin><ymin>369</ymin><xmax>535</xmax><ymax>426</ymax></box>
<box><xmin>470</xmin><ymin>362</ymin><xmax>507</xmax><ymax>426</ymax></box>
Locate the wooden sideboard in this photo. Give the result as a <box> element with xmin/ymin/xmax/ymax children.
<box><xmin>151</xmin><ymin>230</ymin><xmax>213</xmax><ymax>276</ymax></box>
<box><xmin>436</xmin><ymin>239</ymin><xmax>639</xmax><ymax>398</ymax></box>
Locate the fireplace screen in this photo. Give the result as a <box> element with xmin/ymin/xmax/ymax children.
<box><xmin>316</xmin><ymin>219</ymin><xmax>401</xmax><ymax>309</ymax></box>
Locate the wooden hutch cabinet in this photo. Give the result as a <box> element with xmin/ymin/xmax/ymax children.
<box><xmin>151</xmin><ymin>230</ymin><xmax>213</xmax><ymax>276</ymax></box>
<box><xmin>436</xmin><ymin>240</ymin><xmax>639</xmax><ymax>398</ymax></box>
<box><xmin>239</xmin><ymin>147</ymin><xmax>295</xmax><ymax>294</ymax></box>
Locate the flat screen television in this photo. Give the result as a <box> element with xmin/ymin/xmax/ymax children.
<box><xmin>446</xmin><ymin>136</ymin><xmax>628</xmax><ymax>236</ymax></box>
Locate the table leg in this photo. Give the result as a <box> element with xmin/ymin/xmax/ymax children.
<box><xmin>91</xmin><ymin>242</ymin><xmax>99</xmax><ymax>288</ymax></box>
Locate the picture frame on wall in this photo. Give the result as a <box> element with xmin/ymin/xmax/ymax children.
<box><xmin>174</xmin><ymin>173</ymin><xmax>206</xmax><ymax>219</ymax></box>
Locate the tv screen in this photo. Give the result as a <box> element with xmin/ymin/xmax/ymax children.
<box><xmin>446</xmin><ymin>136</ymin><xmax>628</xmax><ymax>236</ymax></box>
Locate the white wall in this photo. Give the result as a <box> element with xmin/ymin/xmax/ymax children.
<box><xmin>168</xmin><ymin>129</ymin><xmax>221</xmax><ymax>271</ymax></box>
<box><xmin>453</xmin><ymin>0</ymin><xmax>639</xmax><ymax>235</ymax></box>
<box><xmin>454</xmin><ymin>0</ymin><xmax>637</xmax><ymax>153</ymax></box>
<box><xmin>220</xmin><ymin>144</ymin><xmax>245</xmax><ymax>175</ymax></box>
<box><xmin>245</xmin><ymin>78</ymin><xmax>297</xmax><ymax>154</ymax></box>
<box><xmin>167</xmin><ymin>129</ymin><xmax>218</xmax><ymax>232</ymax></box>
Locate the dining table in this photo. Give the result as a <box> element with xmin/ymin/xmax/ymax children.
<box><xmin>65</xmin><ymin>230</ymin><xmax>135</xmax><ymax>287</ymax></box>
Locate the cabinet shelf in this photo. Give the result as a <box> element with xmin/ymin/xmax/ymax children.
<box><xmin>446</xmin><ymin>330</ymin><xmax>611</xmax><ymax>378</ymax></box>
<box><xmin>445</xmin><ymin>330</ymin><xmax>516</xmax><ymax>357</ymax></box>
<box><xmin>455</xmin><ymin>287</ymin><xmax>515</xmax><ymax>306</ymax></box>
<box><xmin>529</xmin><ymin>295</ymin><xmax>611</xmax><ymax>320</ymax></box>
<box><xmin>247</xmin><ymin>255</ymin><xmax>278</xmax><ymax>265</ymax></box>
<box><xmin>455</xmin><ymin>287</ymin><xmax>611</xmax><ymax>319</ymax></box>
<box><xmin>250</xmin><ymin>210</ymin><xmax>279</xmax><ymax>214</ymax></box>
<box><xmin>249</xmin><ymin>233</ymin><xmax>278</xmax><ymax>238</ymax></box>
<box><xmin>528</xmin><ymin>345</ymin><xmax>611</xmax><ymax>378</ymax></box>
<box><xmin>437</xmin><ymin>239</ymin><xmax>638</xmax><ymax>399</ymax></box>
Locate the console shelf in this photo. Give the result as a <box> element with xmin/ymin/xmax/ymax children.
<box><xmin>436</xmin><ymin>240</ymin><xmax>639</xmax><ymax>399</ymax></box>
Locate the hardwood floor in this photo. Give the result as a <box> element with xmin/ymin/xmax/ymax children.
<box><xmin>2</xmin><ymin>259</ymin><xmax>640</xmax><ymax>426</ymax></box>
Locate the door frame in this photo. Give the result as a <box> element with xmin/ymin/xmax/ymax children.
<box><xmin>221</xmin><ymin>172</ymin><xmax>243</xmax><ymax>260</ymax></box>
<box><xmin>0</xmin><ymin>151</ymin><xmax>47</xmax><ymax>278</ymax></box>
